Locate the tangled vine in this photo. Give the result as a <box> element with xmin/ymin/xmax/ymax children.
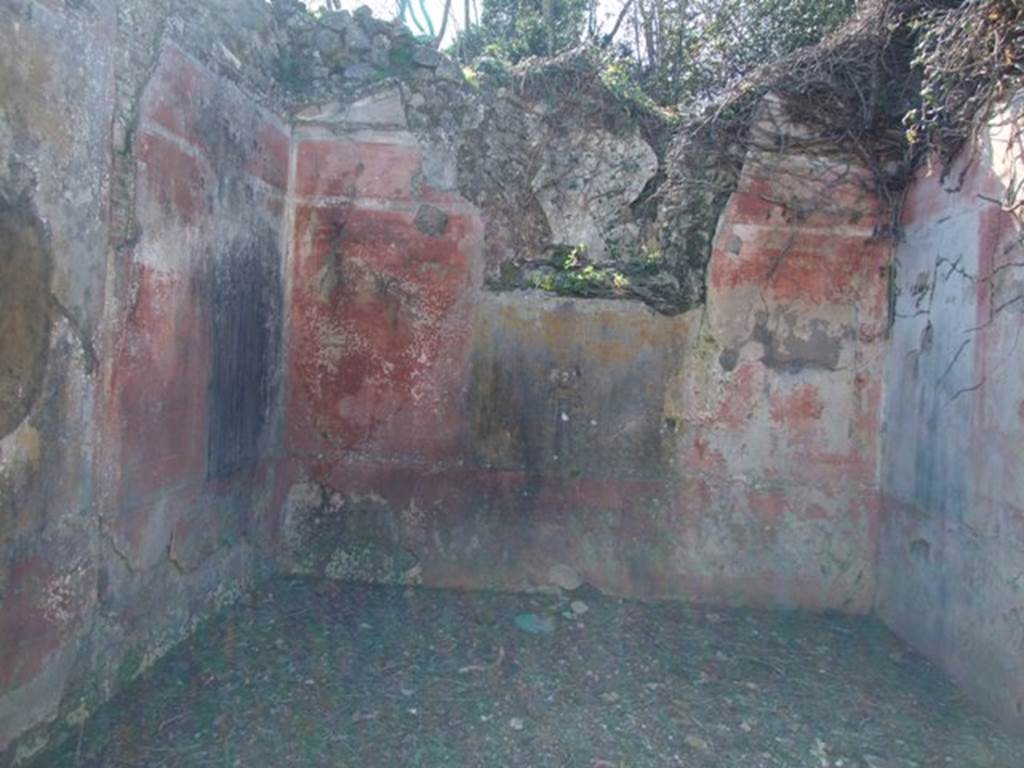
<box><xmin>680</xmin><ymin>0</ymin><xmax>1024</xmax><ymax>234</ymax></box>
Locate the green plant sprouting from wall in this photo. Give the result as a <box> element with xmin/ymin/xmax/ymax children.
<box><xmin>505</xmin><ymin>243</ymin><xmax>631</xmax><ymax>297</ymax></box>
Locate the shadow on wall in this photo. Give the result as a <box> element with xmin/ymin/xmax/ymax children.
<box><xmin>466</xmin><ymin>298</ymin><xmax>682</xmax><ymax>479</ymax></box>
<box><xmin>0</xmin><ymin>196</ymin><xmax>53</xmax><ymax>538</ymax></box>
<box><xmin>0</xmin><ymin>198</ymin><xmax>52</xmax><ymax>441</ymax></box>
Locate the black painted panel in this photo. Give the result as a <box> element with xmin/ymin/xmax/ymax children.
<box><xmin>206</xmin><ymin>230</ymin><xmax>282</xmax><ymax>478</ymax></box>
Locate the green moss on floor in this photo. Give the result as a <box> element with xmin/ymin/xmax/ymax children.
<box><xmin>33</xmin><ymin>578</ymin><xmax>1023</xmax><ymax>767</ymax></box>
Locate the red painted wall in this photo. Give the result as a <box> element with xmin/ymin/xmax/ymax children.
<box><xmin>98</xmin><ymin>44</ymin><xmax>287</xmax><ymax>577</ymax></box>
<box><xmin>279</xmin><ymin>113</ymin><xmax>889</xmax><ymax>612</ymax></box>
<box><xmin>1</xmin><ymin>23</ymin><xmax>291</xmax><ymax>758</ymax></box>
<box><xmin>286</xmin><ymin>200</ymin><xmax>479</xmax><ymax>460</ymax></box>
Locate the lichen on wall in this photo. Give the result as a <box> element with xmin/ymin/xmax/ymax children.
<box><xmin>280</xmin><ymin>481</ymin><xmax>422</xmax><ymax>585</ymax></box>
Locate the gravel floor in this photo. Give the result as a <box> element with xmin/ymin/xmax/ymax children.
<box><xmin>37</xmin><ymin>578</ymin><xmax>1023</xmax><ymax>768</ymax></box>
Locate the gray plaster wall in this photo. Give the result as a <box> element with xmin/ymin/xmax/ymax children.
<box><xmin>878</xmin><ymin>97</ymin><xmax>1024</xmax><ymax>732</ymax></box>
<box><xmin>0</xmin><ymin>0</ymin><xmax>117</xmax><ymax>759</ymax></box>
<box><xmin>0</xmin><ymin>1</ymin><xmax>288</xmax><ymax>762</ymax></box>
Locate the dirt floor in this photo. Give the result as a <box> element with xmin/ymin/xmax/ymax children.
<box><xmin>36</xmin><ymin>578</ymin><xmax>1023</xmax><ymax>767</ymax></box>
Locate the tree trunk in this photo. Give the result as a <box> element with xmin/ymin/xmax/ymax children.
<box><xmin>543</xmin><ymin>0</ymin><xmax>555</xmax><ymax>55</ymax></box>
<box><xmin>637</xmin><ymin>0</ymin><xmax>657</xmax><ymax>69</ymax></box>
<box><xmin>604</xmin><ymin>0</ymin><xmax>634</xmax><ymax>46</ymax></box>
<box><xmin>436</xmin><ymin>0</ymin><xmax>454</xmax><ymax>47</ymax></box>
